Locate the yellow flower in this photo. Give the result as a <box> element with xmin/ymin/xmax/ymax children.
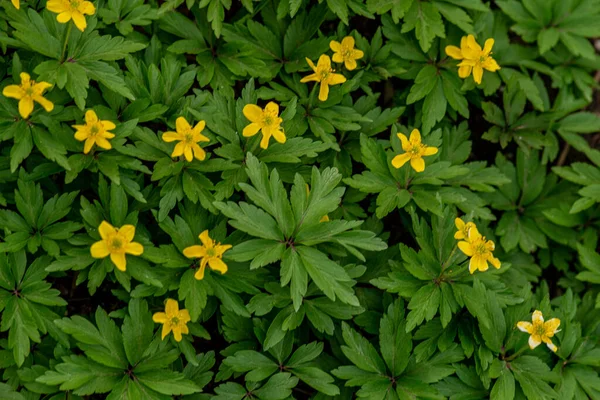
<box><xmin>90</xmin><ymin>221</ymin><xmax>144</xmax><ymax>272</ymax></box>
<box><xmin>445</xmin><ymin>34</ymin><xmax>500</xmax><ymax>84</ymax></box>
<box><xmin>517</xmin><ymin>310</ymin><xmax>560</xmax><ymax>352</ymax></box>
<box><xmin>330</xmin><ymin>36</ymin><xmax>364</xmax><ymax>71</ymax></box>
<box><xmin>73</xmin><ymin>110</ymin><xmax>116</xmax><ymax>154</ymax></box>
<box><xmin>300</xmin><ymin>55</ymin><xmax>346</xmax><ymax>102</ymax></box>
<box><xmin>152</xmin><ymin>299</ymin><xmax>191</xmax><ymax>342</ymax></box>
<box><xmin>454</xmin><ymin>218</ymin><xmax>475</xmax><ymax>241</ymax></box>
<box><xmin>183</xmin><ymin>230</ymin><xmax>232</xmax><ymax>280</ymax></box>
<box><xmin>2</xmin><ymin>72</ymin><xmax>53</xmax><ymax>119</ymax></box>
<box><xmin>457</xmin><ymin>226</ymin><xmax>501</xmax><ymax>274</ymax></box>
<box><xmin>11</xmin><ymin>0</ymin><xmax>19</xmax><ymax>9</ymax></box>
<box><xmin>242</xmin><ymin>102</ymin><xmax>286</xmax><ymax>149</ymax></box>
<box><xmin>46</xmin><ymin>0</ymin><xmax>95</xmax><ymax>32</ymax></box>
<box><xmin>391</xmin><ymin>129</ymin><xmax>438</xmax><ymax>173</ymax></box>
<box><xmin>162</xmin><ymin>116</ymin><xmax>210</xmax><ymax>162</ymax></box>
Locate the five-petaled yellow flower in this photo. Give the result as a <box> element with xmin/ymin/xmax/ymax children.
<box><xmin>152</xmin><ymin>299</ymin><xmax>191</xmax><ymax>342</ymax></box>
<box><xmin>73</xmin><ymin>110</ymin><xmax>116</xmax><ymax>154</ymax></box>
<box><xmin>454</xmin><ymin>217</ymin><xmax>475</xmax><ymax>240</ymax></box>
<box><xmin>11</xmin><ymin>0</ymin><xmax>19</xmax><ymax>9</ymax></box>
<box><xmin>2</xmin><ymin>72</ymin><xmax>53</xmax><ymax>119</ymax></box>
<box><xmin>90</xmin><ymin>221</ymin><xmax>144</xmax><ymax>272</ymax></box>
<box><xmin>162</xmin><ymin>116</ymin><xmax>210</xmax><ymax>162</ymax></box>
<box><xmin>183</xmin><ymin>230</ymin><xmax>232</xmax><ymax>280</ymax></box>
<box><xmin>517</xmin><ymin>310</ymin><xmax>560</xmax><ymax>352</ymax></box>
<box><xmin>457</xmin><ymin>225</ymin><xmax>500</xmax><ymax>274</ymax></box>
<box><xmin>445</xmin><ymin>34</ymin><xmax>500</xmax><ymax>84</ymax></box>
<box><xmin>242</xmin><ymin>102</ymin><xmax>286</xmax><ymax>149</ymax></box>
<box><xmin>300</xmin><ymin>55</ymin><xmax>346</xmax><ymax>102</ymax></box>
<box><xmin>330</xmin><ymin>36</ymin><xmax>364</xmax><ymax>71</ymax></box>
<box><xmin>391</xmin><ymin>129</ymin><xmax>438</xmax><ymax>173</ymax></box>
<box><xmin>47</xmin><ymin>0</ymin><xmax>96</xmax><ymax>32</ymax></box>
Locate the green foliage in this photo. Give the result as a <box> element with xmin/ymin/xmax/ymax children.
<box><xmin>1</xmin><ymin>0</ymin><xmax>600</xmax><ymax>398</ymax></box>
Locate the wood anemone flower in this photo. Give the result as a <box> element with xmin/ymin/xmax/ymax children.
<box><xmin>162</xmin><ymin>116</ymin><xmax>210</xmax><ymax>162</ymax></box>
<box><xmin>183</xmin><ymin>230</ymin><xmax>232</xmax><ymax>280</ymax></box>
<box><xmin>300</xmin><ymin>55</ymin><xmax>346</xmax><ymax>102</ymax></box>
<box><xmin>46</xmin><ymin>0</ymin><xmax>96</xmax><ymax>32</ymax></box>
<box><xmin>242</xmin><ymin>102</ymin><xmax>286</xmax><ymax>149</ymax></box>
<box><xmin>517</xmin><ymin>310</ymin><xmax>560</xmax><ymax>352</ymax></box>
<box><xmin>391</xmin><ymin>129</ymin><xmax>438</xmax><ymax>173</ymax></box>
<box><xmin>90</xmin><ymin>221</ymin><xmax>144</xmax><ymax>272</ymax></box>
<box><xmin>457</xmin><ymin>225</ymin><xmax>501</xmax><ymax>274</ymax></box>
<box><xmin>454</xmin><ymin>217</ymin><xmax>476</xmax><ymax>241</ymax></box>
<box><xmin>73</xmin><ymin>110</ymin><xmax>116</xmax><ymax>154</ymax></box>
<box><xmin>330</xmin><ymin>36</ymin><xmax>364</xmax><ymax>71</ymax></box>
<box><xmin>152</xmin><ymin>299</ymin><xmax>191</xmax><ymax>342</ymax></box>
<box><xmin>2</xmin><ymin>72</ymin><xmax>53</xmax><ymax>119</ymax></box>
<box><xmin>445</xmin><ymin>34</ymin><xmax>500</xmax><ymax>84</ymax></box>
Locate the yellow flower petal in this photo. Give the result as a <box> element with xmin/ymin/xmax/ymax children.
<box><xmin>125</xmin><ymin>242</ymin><xmax>144</xmax><ymax>256</ymax></box>
<box><xmin>243</xmin><ymin>104</ymin><xmax>263</xmax><ymax>123</ymax></box>
<box><xmin>458</xmin><ymin>241</ymin><xmax>474</xmax><ymax>257</ymax></box>
<box><xmin>517</xmin><ymin>321</ymin><xmax>533</xmax><ymax>333</ymax></box>
<box><xmin>391</xmin><ymin>153</ymin><xmax>411</xmax><ymax>169</ymax></box>
<box><xmin>98</xmin><ymin>221</ymin><xmax>116</xmax><ymax>239</ymax></box>
<box><xmin>176</xmin><ymin>116</ymin><xmax>191</xmax><ymax>133</ymax></box>
<box><xmin>544</xmin><ymin>318</ymin><xmax>560</xmax><ymax>336</ymax></box>
<box><xmin>90</xmin><ymin>240</ymin><xmax>110</xmax><ymax>258</ymax></box>
<box><xmin>110</xmin><ymin>252</ymin><xmax>127</xmax><ymax>271</ymax></box>
<box><xmin>152</xmin><ymin>312</ymin><xmax>167</xmax><ymax>323</ymax></box>
<box><xmin>194</xmin><ymin>265</ymin><xmax>206</xmax><ymax>280</ymax></box>
<box><xmin>410</xmin><ymin>157</ymin><xmax>425</xmax><ymax>172</ymax></box>
<box><xmin>529</xmin><ymin>334</ymin><xmax>542</xmax><ymax>349</ymax></box>
<box><xmin>445</xmin><ymin>45</ymin><xmax>463</xmax><ymax>60</ymax></box>
<box><xmin>165</xmin><ymin>299</ymin><xmax>179</xmax><ymax>316</ymax></box>
<box><xmin>19</xmin><ymin>97</ymin><xmax>34</xmax><ymax>119</ymax></box>
<box><xmin>243</xmin><ymin>122</ymin><xmax>261</xmax><ymax>138</ymax></box>
<box><xmin>473</xmin><ymin>66</ymin><xmax>484</xmax><ymax>84</ymax></box>
<box><xmin>192</xmin><ymin>144</ymin><xmax>206</xmax><ymax>161</ymax></box>
<box><xmin>330</xmin><ymin>40</ymin><xmax>341</xmax><ymax>52</ymax></box>
<box><xmin>71</xmin><ymin>11</ymin><xmax>87</xmax><ymax>31</ymax></box>
<box><xmin>208</xmin><ymin>257</ymin><xmax>228</xmax><ymax>274</ymax></box>
<box><xmin>409</xmin><ymin>129</ymin><xmax>421</xmax><ymax>144</ymax></box>
<box><xmin>172</xmin><ymin>141</ymin><xmax>186</xmax><ymax>158</ymax></box>
<box><xmin>2</xmin><ymin>85</ymin><xmax>24</xmax><ymax>99</ymax></box>
<box><xmin>318</xmin><ymin>83</ymin><xmax>329</xmax><ymax>102</ymax></box>
<box><xmin>265</xmin><ymin>102</ymin><xmax>279</xmax><ymax>115</ymax></box>
<box><xmin>161</xmin><ymin>322</ymin><xmax>172</xmax><ymax>339</ymax></box>
<box><xmin>341</xmin><ymin>36</ymin><xmax>355</xmax><ymax>49</ymax></box>
<box><xmin>183</xmin><ymin>245</ymin><xmax>205</xmax><ymax>259</ymax></box>
<box><xmin>532</xmin><ymin>310</ymin><xmax>544</xmax><ymax>325</ymax></box>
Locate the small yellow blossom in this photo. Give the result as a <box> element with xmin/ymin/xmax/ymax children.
<box><xmin>517</xmin><ymin>310</ymin><xmax>560</xmax><ymax>352</ymax></box>
<box><xmin>46</xmin><ymin>0</ymin><xmax>95</xmax><ymax>32</ymax></box>
<box><xmin>445</xmin><ymin>34</ymin><xmax>500</xmax><ymax>84</ymax></box>
<box><xmin>73</xmin><ymin>110</ymin><xmax>116</xmax><ymax>154</ymax></box>
<box><xmin>2</xmin><ymin>72</ymin><xmax>53</xmax><ymax>119</ymax></box>
<box><xmin>162</xmin><ymin>116</ymin><xmax>210</xmax><ymax>162</ymax></box>
<box><xmin>454</xmin><ymin>218</ymin><xmax>475</xmax><ymax>241</ymax></box>
<box><xmin>300</xmin><ymin>55</ymin><xmax>346</xmax><ymax>102</ymax></box>
<box><xmin>457</xmin><ymin>226</ymin><xmax>500</xmax><ymax>274</ymax></box>
<box><xmin>330</xmin><ymin>36</ymin><xmax>364</xmax><ymax>71</ymax></box>
<box><xmin>305</xmin><ymin>184</ymin><xmax>329</xmax><ymax>222</ymax></box>
<box><xmin>242</xmin><ymin>102</ymin><xmax>286</xmax><ymax>149</ymax></box>
<box><xmin>183</xmin><ymin>230</ymin><xmax>232</xmax><ymax>280</ymax></box>
<box><xmin>152</xmin><ymin>299</ymin><xmax>191</xmax><ymax>342</ymax></box>
<box><xmin>90</xmin><ymin>221</ymin><xmax>144</xmax><ymax>272</ymax></box>
<box><xmin>11</xmin><ymin>0</ymin><xmax>19</xmax><ymax>9</ymax></box>
<box><xmin>391</xmin><ymin>129</ymin><xmax>438</xmax><ymax>173</ymax></box>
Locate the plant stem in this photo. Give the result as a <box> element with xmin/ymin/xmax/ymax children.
<box><xmin>60</xmin><ymin>22</ymin><xmax>73</xmax><ymax>63</ymax></box>
<box><xmin>506</xmin><ymin>344</ymin><xmax>529</xmax><ymax>361</ymax></box>
<box><xmin>307</xmin><ymin>84</ymin><xmax>318</xmax><ymax>109</ymax></box>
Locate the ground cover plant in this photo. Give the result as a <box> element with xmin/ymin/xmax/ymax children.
<box><xmin>1</xmin><ymin>0</ymin><xmax>600</xmax><ymax>398</ymax></box>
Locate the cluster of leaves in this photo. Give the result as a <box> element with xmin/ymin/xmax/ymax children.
<box><xmin>1</xmin><ymin>0</ymin><xmax>600</xmax><ymax>399</ymax></box>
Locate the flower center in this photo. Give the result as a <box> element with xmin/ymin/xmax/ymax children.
<box><xmin>206</xmin><ymin>247</ymin><xmax>217</xmax><ymax>258</ymax></box>
<box><xmin>90</xmin><ymin>125</ymin><xmax>100</xmax><ymax>136</ymax></box>
<box><xmin>70</xmin><ymin>0</ymin><xmax>80</xmax><ymax>8</ymax></box>
<box><xmin>264</xmin><ymin>116</ymin><xmax>273</xmax><ymax>125</ymax></box>
<box><xmin>479</xmin><ymin>55</ymin><xmax>487</xmax><ymax>63</ymax></box>
<box><xmin>111</xmin><ymin>238</ymin><xmax>123</xmax><ymax>250</ymax></box>
<box><xmin>343</xmin><ymin>49</ymin><xmax>352</xmax><ymax>59</ymax></box>
<box><xmin>534</xmin><ymin>324</ymin><xmax>545</xmax><ymax>336</ymax></box>
<box><xmin>184</xmin><ymin>132</ymin><xmax>194</xmax><ymax>143</ymax></box>
<box><xmin>170</xmin><ymin>316</ymin><xmax>180</xmax><ymax>325</ymax></box>
<box><xmin>410</xmin><ymin>145</ymin><xmax>422</xmax><ymax>156</ymax></box>
<box><xmin>319</xmin><ymin>69</ymin><xmax>330</xmax><ymax>81</ymax></box>
<box><xmin>473</xmin><ymin>240</ymin><xmax>488</xmax><ymax>255</ymax></box>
